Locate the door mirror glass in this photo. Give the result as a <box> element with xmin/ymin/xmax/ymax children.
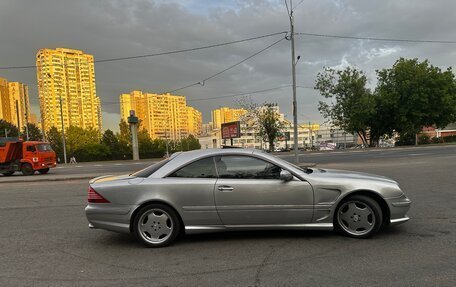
<box><xmin>280</xmin><ymin>170</ymin><xmax>293</xmax><ymax>181</ymax></box>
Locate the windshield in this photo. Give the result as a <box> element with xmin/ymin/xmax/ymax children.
<box><xmin>36</xmin><ymin>144</ymin><xmax>53</xmax><ymax>152</ymax></box>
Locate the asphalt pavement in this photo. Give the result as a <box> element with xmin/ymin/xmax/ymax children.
<box><xmin>0</xmin><ymin>145</ymin><xmax>455</xmax><ymax>286</ymax></box>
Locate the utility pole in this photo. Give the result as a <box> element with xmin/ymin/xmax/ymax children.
<box><xmin>287</xmin><ymin>0</ymin><xmax>299</xmax><ymax>164</ymax></box>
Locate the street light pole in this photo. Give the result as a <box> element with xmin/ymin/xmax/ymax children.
<box><xmin>47</xmin><ymin>72</ymin><xmax>67</xmax><ymax>164</ymax></box>
<box><xmin>59</xmin><ymin>91</ymin><xmax>67</xmax><ymax>164</ymax></box>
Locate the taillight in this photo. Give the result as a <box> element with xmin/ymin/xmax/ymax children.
<box><xmin>88</xmin><ymin>187</ymin><xmax>110</xmax><ymax>203</ymax></box>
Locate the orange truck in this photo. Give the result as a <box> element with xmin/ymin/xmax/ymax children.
<box><xmin>0</xmin><ymin>138</ymin><xmax>57</xmax><ymax>176</ymax></box>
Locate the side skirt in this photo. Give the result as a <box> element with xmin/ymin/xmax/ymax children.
<box><xmin>185</xmin><ymin>223</ymin><xmax>333</xmax><ymax>234</ymax></box>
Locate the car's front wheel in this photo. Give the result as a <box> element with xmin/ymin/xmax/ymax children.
<box><xmin>335</xmin><ymin>195</ymin><xmax>383</xmax><ymax>238</ymax></box>
<box><xmin>133</xmin><ymin>204</ymin><xmax>180</xmax><ymax>247</ymax></box>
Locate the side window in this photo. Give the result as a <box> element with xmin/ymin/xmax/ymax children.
<box><xmin>168</xmin><ymin>157</ymin><xmax>217</xmax><ymax>178</ymax></box>
<box><xmin>215</xmin><ymin>156</ymin><xmax>281</xmax><ymax>179</ymax></box>
<box><xmin>26</xmin><ymin>145</ymin><xmax>35</xmax><ymax>152</ymax></box>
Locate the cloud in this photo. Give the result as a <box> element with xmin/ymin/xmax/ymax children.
<box><xmin>1</xmin><ymin>0</ymin><xmax>456</xmax><ymax>131</ymax></box>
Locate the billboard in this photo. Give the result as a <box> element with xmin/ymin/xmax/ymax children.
<box><xmin>221</xmin><ymin>121</ymin><xmax>241</xmax><ymax>139</ymax></box>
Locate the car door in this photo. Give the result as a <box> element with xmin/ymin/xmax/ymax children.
<box><xmin>164</xmin><ymin>156</ymin><xmax>222</xmax><ymax>226</ymax></box>
<box><xmin>214</xmin><ymin>155</ymin><xmax>313</xmax><ymax>225</ymax></box>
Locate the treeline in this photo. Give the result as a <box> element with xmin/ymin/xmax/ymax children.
<box><xmin>0</xmin><ymin>119</ymin><xmax>201</xmax><ymax>162</ymax></box>
<box><xmin>315</xmin><ymin>58</ymin><xmax>456</xmax><ymax>146</ymax></box>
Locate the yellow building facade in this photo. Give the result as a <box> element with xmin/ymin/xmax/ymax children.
<box><xmin>120</xmin><ymin>91</ymin><xmax>202</xmax><ymax>140</ymax></box>
<box><xmin>0</xmin><ymin>77</ymin><xmax>32</xmax><ymax>129</ymax></box>
<box><xmin>36</xmin><ymin>48</ymin><xmax>102</xmax><ymax>132</ymax></box>
<box><xmin>211</xmin><ymin>107</ymin><xmax>247</xmax><ymax>129</ymax></box>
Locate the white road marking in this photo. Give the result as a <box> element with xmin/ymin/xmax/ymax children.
<box><xmin>408</xmin><ymin>153</ymin><xmax>427</xmax><ymax>156</ymax></box>
<box><xmin>93</xmin><ymin>165</ymin><xmax>103</xmax><ymax>167</ymax></box>
<box><xmin>114</xmin><ymin>163</ymin><xmax>122</xmax><ymax>166</ymax></box>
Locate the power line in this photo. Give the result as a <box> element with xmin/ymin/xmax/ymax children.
<box><xmin>0</xmin><ymin>31</ymin><xmax>287</xmax><ymax>70</ymax></box>
<box><xmin>163</xmin><ymin>36</ymin><xmax>286</xmax><ymax>94</ymax></box>
<box><xmin>102</xmin><ymin>84</ymin><xmax>313</xmax><ymax>106</ymax></box>
<box><xmin>293</xmin><ymin>0</ymin><xmax>305</xmax><ymax>11</ymax></box>
<box><xmin>188</xmin><ymin>85</ymin><xmax>292</xmax><ymax>102</ymax></box>
<box><xmin>296</xmin><ymin>32</ymin><xmax>456</xmax><ymax>44</ymax></box>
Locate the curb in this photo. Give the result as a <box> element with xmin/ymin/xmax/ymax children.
<box><xmin>0</xmin><ymin>173</ymin><xmax>125</xmax><ymax>184</ymax></box>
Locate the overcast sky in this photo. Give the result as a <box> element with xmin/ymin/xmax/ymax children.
<box><xmin>1</xmin><ymin>0</ymin><xmax>456</xmax><ymax>131</ymax></box>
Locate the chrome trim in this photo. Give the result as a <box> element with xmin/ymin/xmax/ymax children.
<box><xmin>88</xmin><ymin>223</ymin><xmax>96</xmax><ymax>229</ymax></box>
<box><xmin>216</xmin><ymin>204</ymin><xmax>313</xmax><ymax>211</ymax></box>
<box><xmin>185</xmin><ymin>226</ymin><xmax>226</xmax><ymax>230</ymax></box>
<box><xmin>390</xmin><ymin>216</ymin><xmax>410</xmax><ymax>225</ymax></box>
<box><xmin>391</xmin><ymin>200</ymin><xmax>411</xmax><ymax>207</ymax></box>
<box><xmin>185</xmin><ymin>223</ymin><xmax>333</xmax><ymax>233</ymax></box>
<box><xmin>182</xmin><ymin>206</ymin><xmax>217</xmax><ymax>211</ymax></box>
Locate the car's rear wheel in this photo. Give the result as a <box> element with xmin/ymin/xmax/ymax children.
<box><xmin>21</xmin><ymin>163</ymin><xmax>34</xmax><ymax>176</ymax></box>
<box><xmin>38</xmin><ymin>168</ymin><xmax>50</xmax><ymax>174</ymax></box>
<box><xmin>1</xmin><ymin>171</ymin><xmax>14</xmax><ymax>176</ymax></box>
<box><xmin>133</xmin><ymin>203</ymin><xmax>180</xmax><ymax>247</ymax></box>
<box><xmin>335</xmin><ymin>195</ymin><xmax>382</xmax><ymax>238</ymax></box>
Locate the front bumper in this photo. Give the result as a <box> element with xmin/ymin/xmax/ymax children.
<box><xmin>34</xmin><ymin>162</ymin><xmax>57</xmax><ymax>169</ymax></box>
<box><xmin>385</xmin><ymin>194</ymin><xmax>411</xmax><ymax>225</ymax></box>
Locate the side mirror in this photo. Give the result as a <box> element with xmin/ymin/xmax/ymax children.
<box><xmin>280</xmin><ymin>170</ymin><xmax>293</xmax><ymax>182</ymax></box>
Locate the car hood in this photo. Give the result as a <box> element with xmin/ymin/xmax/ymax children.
<box><xmin>307</xmin><ymin>168</ymin><xmax>398</xmax><ymax>185</ymax></box>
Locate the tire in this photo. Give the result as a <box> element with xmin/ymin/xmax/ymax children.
<box><xmin>21</xmin><ymin>163</ymin><xmax>35</xmax><ymax>176</ymax></box>
<box><xmin>334</xmin><ymin>195</ymin><xmax>383</xmax><ymax>238</ymax></box>
<box><xmin>38</xmin><ymin>168</ymin><xmax>50</xmax><ymax>174</ymax></box>
<box><xmin>133</xmin><ymin>203</ymin><xmax>181</xmax><ymax>248</ymax></box>
<box><xmin>1</xmin><ymin>171</ymin><xmax>14</xmax><ymax>176</ymax></box>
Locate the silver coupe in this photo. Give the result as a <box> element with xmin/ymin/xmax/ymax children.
<box><xmin>85</xmin><ymin>149</ymin><xmax>411</xmax><ymax>247</ymax></box>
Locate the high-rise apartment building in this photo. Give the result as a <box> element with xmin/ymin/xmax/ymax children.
<box><xmin>120</xmin><ymin>91</ymin><xmax>202</xmax><ymax>140</ymax></box>
<box><xmin>36</xmin><ymin>48</ymin><xmax>102</xmax><ymax>132</ymax></box>
<box><xmin>211</xmin><ymin>107</ymin><xmax>247</xmax><ymax>129</ymax></box>
<box><xmin>187</xmin><ymin>107</ymin><xmax>202</xmax><ymax>136</ymax></box>
<box><xmin>0</xmin><ymin>77</ymin><xmax>32</xmax><ymax>129</ymax></box>
<box><xmin>0</xmin><ymin>77</ymin><xmax>9</xmax><ymax>121</ymax></box>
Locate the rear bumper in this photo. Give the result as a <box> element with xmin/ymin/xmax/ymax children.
<box><xmin>85</xmin><ymin>204</ymin><xmax>135</xmax><ymax>234</ymax></box>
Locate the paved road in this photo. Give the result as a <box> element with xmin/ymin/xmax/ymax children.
<box><xmin>1</xmin><ymin>145</ymin><xmax>455</xmax><ymax>286</ymax></box>
<box><xmin>2</xmin><ymin>144</ymin><xmax>455</xmax><ymax>181</ymax></box>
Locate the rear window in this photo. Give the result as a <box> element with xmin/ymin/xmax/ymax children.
<box><xmin>131</xmin><ymin>158</ymin><xmax>171</xmax><ymax>178</ymax></box>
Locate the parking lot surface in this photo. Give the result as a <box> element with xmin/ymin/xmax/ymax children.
<box><xmin>0</xmin><ymin>146</ymin><xmax>455</xmax><ymax>286</ymax></box>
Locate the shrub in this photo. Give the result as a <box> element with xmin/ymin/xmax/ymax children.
<box><xmin>418</xmin><ymin>134</ymin><xmax>431</xmax><ymax>144</ymax></box>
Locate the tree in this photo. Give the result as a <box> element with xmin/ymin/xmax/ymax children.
<box><xmin>376</xmin><ymin>58</ymin><xmax>456</xmax><ymax>144</ymax></box>
<box><xmin>315</xmin><ymin>67</ymin><xmax>376</xmax><ymax>146</ymax></box>
<box><xmin>74</xmin><ymin>143</ymin><xmax>111</xmax><ymax>162</ymax></box>
<box><xmin>116</xmin><ymin>119</ymin><xmax>132</xmax><ymax>159</ymax></box>
<box><xmin>0</xmin><ymin>120</ymin><xmax>19</xmax><ymax>137</ymax></box>
<box><xmin>23</xmin><ymin>123</ymin><xmax>43</xmax><ymax>141</ymax></box>
<box><xmin>101</xmin><ymin>129</ymin><xmax>120</xmax><ymax>159</ymax></box>
<box><xmin>181</xmin><ymin>134</ymin><xmax>201</xmax><ymax>151</ymax></box>
<box><xmin>241</xmin><ymin>101</ymin><xmax>285</xmax><ymax>152</ymax></box>
<box><xmin>65</xmin><ymin>126</ymin><xmax>99</xmax><ymax>157</ymax></box>
<box><xmin>46</xmin><ymin>127</ymin><xmax>63</xmax><ymax>161</ymax></box>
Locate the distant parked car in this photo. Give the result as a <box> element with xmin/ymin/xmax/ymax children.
<box><xmin>86</xmin><ymin>149</ymin><xmax>411</xmax><ymax>247</ymax></box>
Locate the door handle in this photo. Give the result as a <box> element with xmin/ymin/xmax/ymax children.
<box><xmin>217</xmin><ymin>186</ymin><xmax>234</xmax><ymax>192</ymax></box>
